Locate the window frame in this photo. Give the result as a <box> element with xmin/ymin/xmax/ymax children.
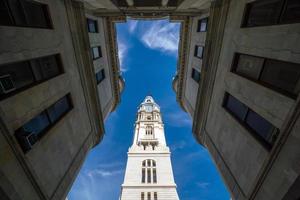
<box><xmin>86</xmin><ymin>18</ymin><xmax>98</xmax><ymax>33</ymax></box>
<box><xmin>231</xmin><ymin>53</ymin><xmax>300</xmax><ymax>99</ymax></box>
<box><xmin>241</xmin><ymin>0</ymin><xmax>300</xmax><ymax>28</ymax></box>
<box><xmin>222</xmin><ymin>92</ymin><xmax>279</xmax><ymax>150</ymax></box>
<box><xmin>0</xmin><ymin>0</ymin><xmax>53</xmax><ymax>29</ymax></box>
<box><xmin>191</xmin><ymin>68</ymin><xmax>201</xmax><ymax>83</ymax></box>
<box><xmin>15</xmin><ymin>94</ymin><xmax>73</xmax><ymax>153</ymax></box>
<box><xmin>91</xmin><ymin>46</ymin><xmax>102</xmax><ymax>60</ymax></box>
<box><xmin>95</xmin><ymin>69</ymin><xmax>105</xmax><ymax>84</ymax></box>
<box><xmin>197</xmin><ymin>17</ymin><xmax>208</xmax><ymax>32</ymax></box>
<box><xmin>0</xmin><ymin>54</ymin><xmax>64</xmax><ymax>101</ymax></box>
<box><xmin>194</xmin><ymin>45</ymin><xmax>204</xmax><ymax>59</ymax></box>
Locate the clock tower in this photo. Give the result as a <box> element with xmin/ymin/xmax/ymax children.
<box><xmin>120</xmin><ymin>96</ymin><xmax>180</xmax><ymax>200</ymax></box>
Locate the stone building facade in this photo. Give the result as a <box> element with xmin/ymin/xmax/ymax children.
<box><xmin>120</xmin><ymin>96</ymin><xmax>179</xmax><ymax>200</ymax></box>
<box><xmin>0</xmin><ymin>0</ymin><xmax>123</xmax><ymax>200</ymax></box>
<box><xmin>173</xmin><ymin>0</ymin><xmax>300</xmax><ymax>200</ymax></box>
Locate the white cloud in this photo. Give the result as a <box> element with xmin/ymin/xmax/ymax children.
<box><xmin>128</xmin><ymin>20</ymin><xmax>139</xmax><ymax>33</ymax></box>
<box><xmin>140</xmin><ymin>21</ymin><xmax>180</xmax><ymax>54</ymax></box>
<box><xmin>87</xmin><ymin>168</ymin><xmax>123</xmax><ymax>177</ymax></box>
<box><xmin>165</xmin><ymin>110</ymin><xmax>192</xmax><ymax>127</ymax></box>
<box><xmin>170</xmin><ymin>140</ymin><xmax>187</xmax><ymax>151</ymax></box>
<box><xmin>117</xmin><ymin>39</ymin><xmax>129</xmax><ymax>72</ymax></box>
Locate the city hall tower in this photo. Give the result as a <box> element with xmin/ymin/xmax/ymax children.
<box><xmin>120</xmin><ymin>96</ymin><xmax>179</xmax><ymax>200</ymax></box>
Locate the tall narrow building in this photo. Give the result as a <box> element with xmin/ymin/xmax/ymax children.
<box><xmin>120</xmin><ymin>96</ymin><xmax>179</xmax><ymax>200</ymax></box>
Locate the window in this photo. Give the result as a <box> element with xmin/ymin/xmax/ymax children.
<box><xmin>191</xmin><ymin>68</ymin><xmax>201</xmax><ymax>83</ymax></box>
<box><xmin>0</xmin><ymin>0</ymin><xmax>52</xmax><ymax>28</ymax></box>
<box><xmin>231</xmin><ymin>53</ymin><xmax>300</xmax><ymax>99</ymax></box>
<box><xmin>95</xmin><ymin>69</ymin><xmax>105</xmax><ymax>84</ymax></box>
<box><xmin>0</xmin><ymin>54</ymin><xmax>63</xmax><ymax>100</ymax></box>
<box><xmin>91</xmin><ymin>46</ymin><xmax>102</xmax><ymax>60</ymax></box>
<box><xmin>142</xmin><ymin>159</ymin><xmax>157</xmax><ymax>184</ymax></box>
<box><xmin>194</xmin><ymin>45</ymin><xmax>204</xmax><ymax>58</ymax></box>
<box><xmin>141</xmin><ymin>192</ymin><xmax>145</xmax><ymax>200</ymax></box>
<box><xmin>197</xmin><ymin>17</ymin><xmax>208</xmax><ymax>32</ymax></box>
<box><xmin>242</xmin><ymin>0</ymin><xmax>300</xmax><ymax>27</ymax></box>
<box><xmin>154</xmin><ymin>192</ymin><xmax>158</xmax><ymax>200</ymax></box>
<box><xmin>223</xmin><ymin>93</ymin><xmax>279</xmax><ymax>150</ymax></box>
<box><xmin>147</xmin><ymin>192</ymin><xmax>151</xmax><ymax>200</ymax></box>
<box><xmin>153</xmin><ymin>168</ymin><xmax>157</xmax><ymax>183</ymax></box>
<box><xmin>87</xmin><ymin>18</ymin><xmax>98</xmax><ymax>33</ymax></box>
<box><xmin>142</xmin><ymin>168</ymin><xmax>145</xmax><ymax>183</ymax></box>
<box><xmin>146</xmin><ymin>126</ymin><xmax>153</xmax><ymax>135</ymax></box>
<box><xmin>15</xmin><ymin>94</ymin><xmax>72</xmax><ymax>153</ymax></box>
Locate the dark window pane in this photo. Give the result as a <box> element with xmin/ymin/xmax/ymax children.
<box><xmin>198</xmin><ymin>18</ymin><xmax>208</xmax><ymax>32</ymax></box>
<box><xmin>194</xmin><ymin>46</ymin><xmax>204</xmax><ymax>58</ymax></box>
<box><xmin>147</xmin><ymin>192</ymin><xmax>151</xmax><ymax>200</ymax></box>
<box><xmin>152</xmin><ymin>161</ymin><xmax>156</xmax><ymax>167</ymax></box>
<box><xmin>147</xmin><ymin>160</ymin><xmax>151</xmax><ymax>166</ymax></box>
<box><xmin>92</xmin><ymin>46</ymin><xmax>101</xmax><ymax>59</ymax></box>
<box><xmin>147</xmin><ymin>169</ymin><xmax>151</xmax><ymax>183</ymax></box>
<box><xmin>245</xmin><ymin>110</ymin><xmax>277</xmax><ymax>145</ymax></box>
<box><xmin>142</xmin><ymin>168</ymin><xmax>145</xmax><ymax>183</ymax></box>
<box><xmin>31</xmin><ymin>55</ymin><xmax>61</xmax><ymax>81</ymax></box>
<box><xmin>47</xmin><ymin>96</ymin><xmax>71</xmax><ymax>123</ymax></box>
<box><xmin>21</xmin><ymin>1</ymin><xmax>50</xmax><ymax>28</ymax></box>
<box><xmin>96</xmin><ymin>69</ymin><xmax>105</xmax><ymax>84</ymax></box>
<box><xmin>0</xmin><ymin>0</ymin><xmax>14</xmax><ymax>26</ymax></box>
<box><xmin>235</xmin><ymin>54</ymin><xmax>264</xmax><ymax>80</ymax></box>
<box><xmin>22</xmin><ymin>111</ymin><xmax>50</xmax><ymax>136</ymax></box>
<box><xmin>141</xmin><ymin>193</ymin><xmax>144</xmax><ymax>200</ymax></box>
<box><xmin>224</xmin><ymin>94</ymin><xmax>248</xmax><ymax>121</ymax></box>
<box><xmin>154</xmin><ymin>192</ymin><xmax>158</xmax><ymax>200</ymax></box>
<box><xmin>142</xmin><ymin>160</ymin><xmax>146</xmax><ymax>166</ymax></box>
<box><xmin>260</xmin><ymin>59</ymin><xmax>300</xmax><ymax>96</ymax></box>
<box><xmin>0</xmin><ymin>62</ymin><xmax>34</xmax><ymax>95</ymax></box>
<box><xmin>192</xmin><ymin>68</ymin><xmax>201</xmax><ymax>83</ymax></box>
<box><xmin>243</xmin><ymin>0</ymin><xmax>283</xmax><ymax>27</ymax></box>
<box><xmin>153</xmin><ymin>168</ymin><xmax>157</xmax><ymax>183</ymax></box>
<box><xmin>87</xmin><ymin>18</ymin><xmax>98</xmax><ymax>33</ymax></box>
<box><xmin>7</xmin><ymin>0</ymin><xmax>27</xmax><ymax>26</ymax></box>
<box><xmin>281</xmin><ymin>0</ymin><xmax>300</xmax><ymax>24</ymax></box>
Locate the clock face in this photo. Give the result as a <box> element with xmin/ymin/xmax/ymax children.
<box><xmin>145</xmin><ymin>105</ymin><xmax>153</xmax><ymax>112</ymax></box>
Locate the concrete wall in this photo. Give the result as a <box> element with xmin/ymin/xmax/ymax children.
<box><xmin>201</xmin><ymin>0</ymin><xmax>300</xmax><ymax>199</ymax></box>
<box><xmin>182</xmin><ymin>13</ymin><xmax>209</xmax><ymax>118</ymax></box>
<box><xmin>86</xmin><ymin>14</ymin><xmax>114</xmax><ymax>120</ymax></box>
<box><xmin>0</xmin><ymin>1</ymin><xmax>102</xmax><ymax>199</ymax></box>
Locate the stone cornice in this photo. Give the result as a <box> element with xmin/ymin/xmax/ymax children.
<box><xmin>104</xmin><ymin>16</ymin><xmax>126</xmax><ymax>112</ymax></box>
<box><xmin>170</xmin><ymin>16</ymin><xmax>191</xmax><ymax>112</ymax></box>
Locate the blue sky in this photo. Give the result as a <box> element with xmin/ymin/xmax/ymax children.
<box><xmin>68</xmin><ymin>19</ymin><xmax>229</xmax><ymax>200</ymax></box>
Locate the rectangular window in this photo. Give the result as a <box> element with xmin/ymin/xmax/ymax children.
<box><xmin>95</xmin><ymin>69</ymin><xmax>105</xmax><ymax>84</ymax></box>
<box><xmin>194</xmin><ymin>45</ymin><xmax>204</xmax><ymax>58</ymax></box>
<box><xmin>147</xmin><ymin>169</ymin><xmax>151</xmax><ymax>183</ymax></box>
<box><xmin>142</xmin><ymin>168</ymin><xmax>145</xmax><ymax>183</ymax></box>
<box><xmin>0</xmin><ymin>54</ymin><xmax>63</xmax><ymax>100</ymax></box>
<box><xmin>223</xmin><ymin>93</ymin><xmax>279</xmax><ymax>150</ymax></box>
<box><xmin>231</xmin><ymin>53</ymin><xmax>300</xmax><ymax>99</ymax></box>
<box><xmin>141</xmin><ymin>192</ymin><xmax>145</xmax><ymax>200</ymax></box>
<box><xmin>15</xmin><ymin>94</ymin><xmax>72</xmax><ymax>153</ymax></box>
<box><xmin>0</xmin><ymin>0</ymin><xmax>52</xmax><ymax>28</ymax></box>
<box><xmin>147</xmin><ymin>192</ymin><xmax>151</xmax><ymax>200</ymax></box>
<box><xmin>191</xmin><ymin>68</ymin><xmax>201</xmax><ymax>83</ymax></box>
<box><xmin>197</xmin><ymin>17</ymin><xmax>208</xmax><ymax>32</ymax></box>
<box><xmin>91</xmin><ymin>46</ymin><xmax>102</xmax><ymax>60</ymax></box>
<box><xmin>87</xmin><ymin>18</ymin><xmax>98</xmax><ymax>33</ymax></box>
<box><xmin>242</xmin><ymin>0</ymin><xmax>300</xmax><ymax>27</ymax></box>
<box><xmin>153</xmin><ymin>168</ymin><xmax>157</xmax><ymax>183</ymax></box>
<box><xmin>154</xmin><ymin>192</ymin><xmax>158</xmax><ymax>200</ymax></box>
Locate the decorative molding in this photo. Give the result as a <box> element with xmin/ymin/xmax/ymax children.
<box><xmin>171</xmin><ymin>16</ymin><xmax>191</xmax><ymax>112</ymax></box>
<box><xmin>104</xmin><ymin>16</ymin><xmax>126</xmax><ymax>112</ymax></box>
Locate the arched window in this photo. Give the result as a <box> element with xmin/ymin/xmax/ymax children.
<box><xmin>141</xmin><ymin>159</ymin><xmax>157</xmax><ymax>183</ymax></box>
<box><xmin>145</xmin><ymin>126</ymin><xmax>153</xmax><ymax>135</ymax></box>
